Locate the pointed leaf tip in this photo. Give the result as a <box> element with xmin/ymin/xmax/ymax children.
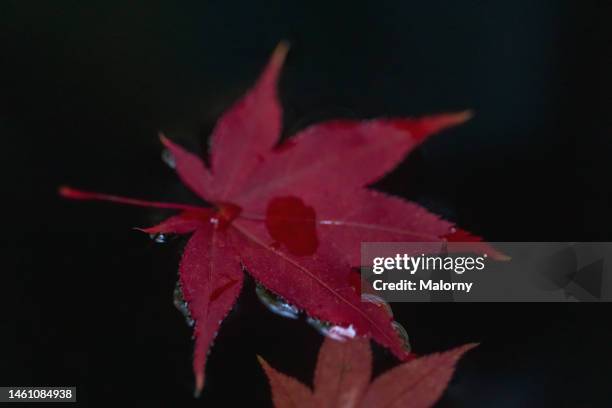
<box><xmin>58</xmin><ymin>185</ymin><xmax>74</xmax><ymax>197</ymax></box>
<box><xmin>390</xmin><ymin>110</ymin><xmax>474</xmax><ymax>144</ymax></box>
<box><xmin>456</xmin><ymin>342</ymin><xmax>480</xmax><ymax>354</ymax></box>
<box><xmin>259</xmin><ymin>41</ymin><xmax>290</xmax><ymax>87</ymax></box>
<box><xmin>258</xmin><ymin>353</ymin><xmax>314</xmax><ymax>408</ymax></box>
<box><xmin>272</xmin><ymin>41</ymin><xmax>290</xmax><ymax>67</ymax></box>
<box><xmin>194</xmin><ymin>372</ymin><xmax>204</xmax><ymax>398</ymax></box>
<box><xmin>158</xmin><ymin>131</ymin><xmax>169</xmax><ymax>145</ymax></box>
<box><xmin>428</xmin><ymin>110</ymin><xmax>474</xmax><ymax>133</ymax></box>
<box><xmin>468</xmin><ymin>342</ymin><xmax>480</xmax><ymax>349</ymax></box>
<box><xmin>58</xmin><ymin>186</ymin><xmax>93</xmax><ymax>200</ymax></box>
<box><xmin>158</xmin><ymin>132</ymin><xmax>179</xmax><ymax>152</ymax></box>
<box><xmin>452</xmin><ymin>109</ymin><xmax>474</xmax><ymax>123</ymax></box>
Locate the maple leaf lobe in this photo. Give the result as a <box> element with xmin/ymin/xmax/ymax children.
<box><xmin>389</xmin><ymin>110</ymin><xmax>473</xmax><ymax>143</ymax></box>
<box><xmin>260</xmin><ymin>338</ymin><xmax>478</xmax><ymax>408</ymax></box>
<box><xmin>258</xmin><ymin>355</ymin><xmax>314</xmax><ymax>408</ymax></box>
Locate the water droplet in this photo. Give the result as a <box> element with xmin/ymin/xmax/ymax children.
<box><xmin>265</xmin><ymin>196</ymin><xmax>318</xmax><ymax>256</ymax></box>
<box><xmin>149</xmin><ymin>233</ymin><xmax>169</xmax><ymax>243</ymax></box>
<box><xmin>392</xmin><ymin>321</ymin><xmax>411</xmax><ymax>352</ymax></box>
<box><xmin>306</xmin><ymin>317</ymin><xmax>356</xmax><ymax>341</ymax></box>
<box><xmin>255</xmin><ymin>284</ymin><xmax>299</xmax><ymax>319</ymax></box>
<box><xmin>161</xmin><ymin>148</ymin><xmax>176</xmax><ymax>169</ymax></box>
<box><xmin>173</xmin><ymin>281</ymin><xmax>194</xmax><ymax>327</ymax></box>
<box><xmin>361</xmin><ymin>293</ymin><xmax>393</xmax><ymax>317</ymax></box>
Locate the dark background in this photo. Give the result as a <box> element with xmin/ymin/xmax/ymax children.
<box><xmin>2</xmin><ymin>1</ymin><xmax>612</xmax><ymax>407</ymax></box>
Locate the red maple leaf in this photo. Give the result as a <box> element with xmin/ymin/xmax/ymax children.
<box><xmin>60</xmin><ymin>42</ymin><xmax>499</xmax><ymax>395</ymax></box>
<box><xmin>259</xmin><ymin>337</ymin><xmax>477</xmax><ymax>408</ymax></box>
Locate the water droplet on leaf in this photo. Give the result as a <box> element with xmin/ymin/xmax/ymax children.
<box><xmin>149</xmin><ymin>232</ymin><xmax>170</xmax><ymax>243</ymax></box>
<box><xmin>161</xmin><ymin>148</ymin><xmax>176</xmax><ymax>169</ymax></box>
<box><xmin>173</xmin><ymin>281</ymin><xmax>194</xmax><ymax>327</ymax></box>
<box><xmin>265</xmin><ymin>196</ymin><xmax>318</xmax><ymax>256</ymax></box>
<box><xmin>392</xmin><ymin>321</ymin><xmax>411</xmax><ymax>352</ymax></box>
<box><xmin>306</xmin><ymin>317</ymin><xmax>356</xmax><ymax>341</ymax></box>
<box><xmin>361</xmin><ymin>293</ymin><xmax>393</xmax><ymax>317</ymax></box>
<box><xmin>255</xmin><ymin>284</ymin><xmax>299</xmax><ymax>319</ymax></box>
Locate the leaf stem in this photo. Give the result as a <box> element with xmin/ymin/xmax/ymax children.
<box><xmin>58</xmin><ymin>186</ymin><xmax>207</xmax><ymax>212</ymax></box>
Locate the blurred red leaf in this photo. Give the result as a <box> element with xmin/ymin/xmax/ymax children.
<box><xmin>259</xmin><ymin>338</ymin><xmax>477</xmax><ymax>408</ymax></box>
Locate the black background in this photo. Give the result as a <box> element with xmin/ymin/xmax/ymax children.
<box><xmin>2</xmin><ymin>1</ymin><xmax>612</xmax><ymax>407</ymax></box>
